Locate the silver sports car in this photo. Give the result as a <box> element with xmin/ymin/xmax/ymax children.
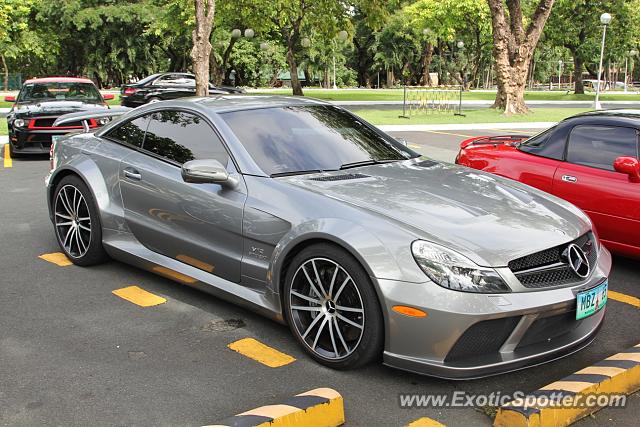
<box><xmin>46</xmin><ymin>96</ymin><xmax>611</xmax><ymax>378</ymax></box>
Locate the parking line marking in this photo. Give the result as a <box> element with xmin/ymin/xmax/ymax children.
<box><xmin>489</xmin><ymin>128</ymin><xmax>532</xmax><ymax>135</ymax></box>
<box><xmin>406</xmin><ymin>417</ymin><xmax>446</xmax><ymax>427</ymax></box>
<box><xmin>424</xmin><ymin>130</ymin><xmax>475</xmax><ymax>138</ymax></box>
<box><xmin>227</xmin><ymin>337</ymin><xmax>296</xmax><ymax>368</ymax></box>
<box><xmin>38</xmin><ymin>252</ymin><xmax>72</xmax><ymax>266</ymax></box>
<box><xmin>608</xmin><ymin>290</ymin><xmax>640</xmax><ymax>308</ymax></box>
<box><xmin>3</xmin><ymin>144</ymin><xmax>12</xmax><ymax>168</ymax></box>
<box><xmin>408</xmin><ymin>143</ymin><xmax>422</xmax><ymax>149</ymax></box>
<box><xmin>112</xmin><ymin>286</ymin><xmax>167</xmax><ymax>307</ymax></box>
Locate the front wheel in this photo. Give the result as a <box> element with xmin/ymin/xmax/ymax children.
<box><xmin>283</xmin><ymin>243</ymin><xmax>384</xmax><ymax>370</ymax></box>
<box><xmin>53</xmin><ymin>175</ymin><xmax>109</xmax><ymax>266</ymax></box>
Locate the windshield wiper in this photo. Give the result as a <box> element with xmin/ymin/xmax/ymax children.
<box><xmin>339</xmin><ymin>159</ymin><xmax>403</xmax><ymax>170</ymax></box>
<box><xmin>271</xmin><ymin>169</ymin><xmax>335</xmax><ymax>177</ymax></box>
<box><xmin>339</xmin><ymin>160</ymin><xmax>378</xmax><ymax>170</ymax></box>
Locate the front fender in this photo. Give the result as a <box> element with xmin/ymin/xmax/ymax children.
<box><xmin>268</xmin><ymin>217</ymin><xmax>422</xmax><ymax>296</ymax></box>
<box><xmin>46</xmin><ymin>156</ymin><xmax>123</xmax><ymax>231</ymax></box>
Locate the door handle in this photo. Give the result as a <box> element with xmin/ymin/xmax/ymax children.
<box><xmin>123</xmin><ymin>168</ymin><xmax>142</xmax><ymax>181</ymax></box>
<box><xmin>561</xmin><ymin>175</ymin><xmax>577</xmax><ymax>183</ymax></box>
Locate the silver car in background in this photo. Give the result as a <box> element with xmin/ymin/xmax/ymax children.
<box><xmin>46</xmin><ymin>96</ymin><xmax>611</xmax><ymax>378</ymax></box>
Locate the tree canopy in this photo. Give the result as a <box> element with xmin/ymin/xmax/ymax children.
<box><xmin>2</xmin><ymin>0</ymin><xmax>640</xmax><ymax>101</ymax></box>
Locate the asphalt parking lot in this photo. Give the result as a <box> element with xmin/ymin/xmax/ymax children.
<box><xmin>1</xmin><ymin>131</ymin><xmax>639</xmax><ymax>426</ymax></box>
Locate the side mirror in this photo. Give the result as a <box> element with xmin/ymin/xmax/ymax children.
<box><xmin>4</xmin><ymin>95</ymin><xmax>15</xmax><ymax>102</ymax></box>
<box><xmin>613</xmin><ymin>156</ymin><xmax>640</xmax><ymax>183</ymax></box>
<box><xmin>182</xmin><ymin>159</ymin><xmax>230</xmax><ymax>184</ymax></box>
<box><xmin>102</xmin><ymin>94</ymin><xmax>115</xmax><ymax>100</ymax></box>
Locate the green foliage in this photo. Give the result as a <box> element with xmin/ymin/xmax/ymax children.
<box><xmin>1</xmin><ymin>0</ymin><xmax>640</xmax><ymax>91</ymax></box>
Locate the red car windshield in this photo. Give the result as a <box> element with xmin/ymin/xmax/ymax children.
<box><xmin>18</xmin><ymin>82</ymin><xmax>102</xmax><ymax>102</ymax></box>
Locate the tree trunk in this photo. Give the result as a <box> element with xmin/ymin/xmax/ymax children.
<box><xmin>487</xmin><ymin>0</ymin><xmax>555</xmax><ymax>115</ymax></box>
<box><xmin>573</xmin><ymin>53</ymin><xmax>584</xmax><ymax>94</ymax></box>
<box><xmin>191</xmin><ymin>0</ymin><xmax>216</xmax><ymax>97</ymax></box>
<box><xmin>287</xmin><ymin>45</ymin><xmax>303</xmax><ymax>96</ymax></box>
<box><xmin>1</xmin><ymin>55</ymin><xmax>8</xmax><ymax>91</ymax></box>
<box><xmin>420</xmin><ymin>42</ymin><xmax>434</xmax><ymax>86</ymax></box>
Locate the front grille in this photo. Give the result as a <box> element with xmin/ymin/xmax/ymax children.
<box><xmin>30</xmin><ymin>117</ymin><xmax>91</xmax><ymax>129</ymax></box>
<box><xmin>445</xmin><ymin>317</ymin><xmax>520</xmax><ymax>362</ymax></box>
<box><xmin>509</xmin><ymin>232</ymin><xmax>598</xmax><ymax>289</ymax></box>
<box><xmin>33</xmin><ymin>118</ymin><xmax>56</xmax><ymax>127</ymax></box>
<box><xmin>516</xmin><ymin>311</ymin><xmax>583</xmax><ymax>350</ymax></box>
<box><xmin>308</xmin><ymin>173</ymin><xmax>370</xmax><ymax>182</ymax></box>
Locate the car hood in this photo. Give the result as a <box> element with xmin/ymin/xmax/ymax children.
<box><xmin>12</xmin><ymin>100</ymin><xmax>108</xmax><ymax>117</ymax></box>
<box><xmin>283</xmin><ymin>159</ymin><xmax>590</xmax><ymax>267</ymax></box>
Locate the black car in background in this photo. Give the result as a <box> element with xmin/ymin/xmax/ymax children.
<box><xmin>5</xmin><ymin>77</ymin><xmax>113</xmax><ymax>156</ymax></box>
<box><xmin>119</xmin><ymin>72</ymin><xmax>244</xmax><ymax>107</ymax></box>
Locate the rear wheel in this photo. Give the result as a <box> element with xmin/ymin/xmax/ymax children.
<box><xmin>53</xmin><ymin>175</ymin><xmax>108</xmax><ymax>266</ymax></box>
<box><xmin>283</xmin><ymin>243</ymin><xmax>384</xmax><ymax>370</ymax></box>
<box><xmin>147</xmin><ymin>96</ymin><xmax>161</xmax><ymax>103</ymax></box>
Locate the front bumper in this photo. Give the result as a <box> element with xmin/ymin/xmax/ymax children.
<box><xmin>377</xmin><ymin>246</ymin><xmax>612</xmax><ymax>379</ymax></box>
<box><xmin>9</xmin><ymin>128</ymin><xmax>75</xmax><ymax>154</ymax></box>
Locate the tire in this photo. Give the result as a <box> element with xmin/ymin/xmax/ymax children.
<box><xmin>147</xmin><ymin>96</ymin><xmax>161</xmax><ymax>104</ymax></box>
<box><xmin>52</xmin><ymin>175</ymin><xmax>109</xmax><ymax>266</ymax></box>
<box><xmin>283</xmin><ymin>243</ymin><xmax>384</xmax><ymax>370</ymax></box>
<box><xmin>8</xmin><ymin>142</ymin><xmax>22</xmax><ymax>158</ymax></box>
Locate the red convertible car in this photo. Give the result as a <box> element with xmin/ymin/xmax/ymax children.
<box><xmin>456</xmin><ymin>110</ymin><xmax>640</xmax><ymax>258</ymax></box>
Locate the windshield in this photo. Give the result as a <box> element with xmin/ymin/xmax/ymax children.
<box><xmin>18</xmin><ymin>82</ymin><xmax>102</xmax><ymax>102</ymax></box>
<box><xmin>221</xmin><ymin>105</ymin><xmax>418</xmax><ymax>176</ymax></box>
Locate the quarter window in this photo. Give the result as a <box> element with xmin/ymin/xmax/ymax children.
<box><xmin>104</xmin><ymin>115</ymin><xmax>150</xmax><ymax>148</ymax></box>
<box><xmin>566</xmin><ymin>125</ymin><xmax>638</xmax><ymax>171</ymax></box>
<box><xmin>143</xmin><ymin>110</ymin><xmax>229</xmax><ymax>165</ymax></box>
<box><xmin>518</xmin><ymin>126</ymin><xmax>565</xmax><ymax>160</ymax></box>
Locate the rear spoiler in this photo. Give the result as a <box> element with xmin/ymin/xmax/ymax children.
<box><xmin>53</xmin><ymin>107</ymin><xmax>132</xmax><ymax>132</ymax></box>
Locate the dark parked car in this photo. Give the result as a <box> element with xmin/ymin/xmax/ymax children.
<box><xmin>4</xmin><ymin>77</ymin><xmax>113</xmax><ymax>157</ymax></box>
<box><xmin>120</xmin><ymin>73</ymin><xmax>244</xmax><ymax>107</ymax></box>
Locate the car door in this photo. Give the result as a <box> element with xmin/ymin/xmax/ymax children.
<box><xmin>552</xmin><ymin>124</ymin><xmax>640</xmax><ymax>249</ymax></box>
<box><xmin>118</xmin><ymin>109</ymin><xmax>246</xmax><ymax>283</ymax></box>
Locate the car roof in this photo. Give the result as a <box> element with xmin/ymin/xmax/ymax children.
<box><xmin>565</xmin><ymin>109</ymin><xmax>640</xmax><ymax>127</ymax></box>
<box><xmin>191</xmin><ymin>95</ymin><xmax>329</xmax><ymax>113</ymax></box>
<box><xmin>24</xmin><ymin>76</ymin><xmax>95</xmax><ymax>84</ymax></box>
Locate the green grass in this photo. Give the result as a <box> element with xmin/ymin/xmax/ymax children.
<box><xmin>353</xmin><ymin>107</ymin><xmax>590</xmax><ymax>125</ymax></box>
<box><xmin>0</xmin><ymin>120</ymin><xmax>6</xmax><ymax>135</ymax></box>
<box><xmin>250</xmin><ymin>88</ymin><xmax>640</xmax><ymax>102</ymax></box>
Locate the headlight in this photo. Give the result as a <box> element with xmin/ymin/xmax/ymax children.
<box><xmin>14</xmin><ymin>118</ymin><xmax>25</xmax><ymax>128</ymax></box>
<box><xmin>98</xmin><ymin>117</ymin><xmax>110</xmax><ymax>126</ymax></box>
<box><xmin>411</xmin><ymin>240</ymin><xmax>511</xmax><ymax>293</ymax></box>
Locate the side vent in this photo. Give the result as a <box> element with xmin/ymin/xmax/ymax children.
<box><xmin>308</xmin><ymin>173</ymin><xmax>371</xmax><ymax>182</ymax></box>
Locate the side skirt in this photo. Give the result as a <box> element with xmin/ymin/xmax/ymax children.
<box><xmin>102</xmin><ymin>229</ymin><xmax>284</xmax><ymax>324</ymax></box>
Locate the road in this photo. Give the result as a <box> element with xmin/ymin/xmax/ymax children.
<box><xmin>1</xmin><ymin>135</ymin><xmax>638</xmax><ymax>427</ymax></box>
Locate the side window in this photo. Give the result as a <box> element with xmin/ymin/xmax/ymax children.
<box><xmin>143</xmin><ymin>110</ymin><xmax>230</xmax><ymax>165</ymax></box>
<box><xmin>566</xmin><ymin>125</ymin><xmax>639</xmax><ymax>171</ymax></box>
<box><xmin>104</xmin><ymin>115</ymin><xmax>150</xmax><ymax>148</ymax></box>
<box><xmin>153</xmin><ymin>75</ymin><xmax>179</xmax><ymax>86</ymax></box>
<box><xmin>518</xmin><ymin>125</ymin><xmax>566</xmax><ymax>160</ymax></box>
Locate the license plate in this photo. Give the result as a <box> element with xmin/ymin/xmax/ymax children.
<box><xmin>576</xmin><ymin>280</ymin><xmax>608</xmax><ymax>320</ymax></box>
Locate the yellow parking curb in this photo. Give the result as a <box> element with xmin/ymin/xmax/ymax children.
<box><xmin>494</xmin><ymin>343</ymin><xmax>640</xmax><ymax>427</ymax></box>
<box><xmin>204</xmin><ymin>387</ymin><xmax>344</xmax><ymax>427</ymax></box>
